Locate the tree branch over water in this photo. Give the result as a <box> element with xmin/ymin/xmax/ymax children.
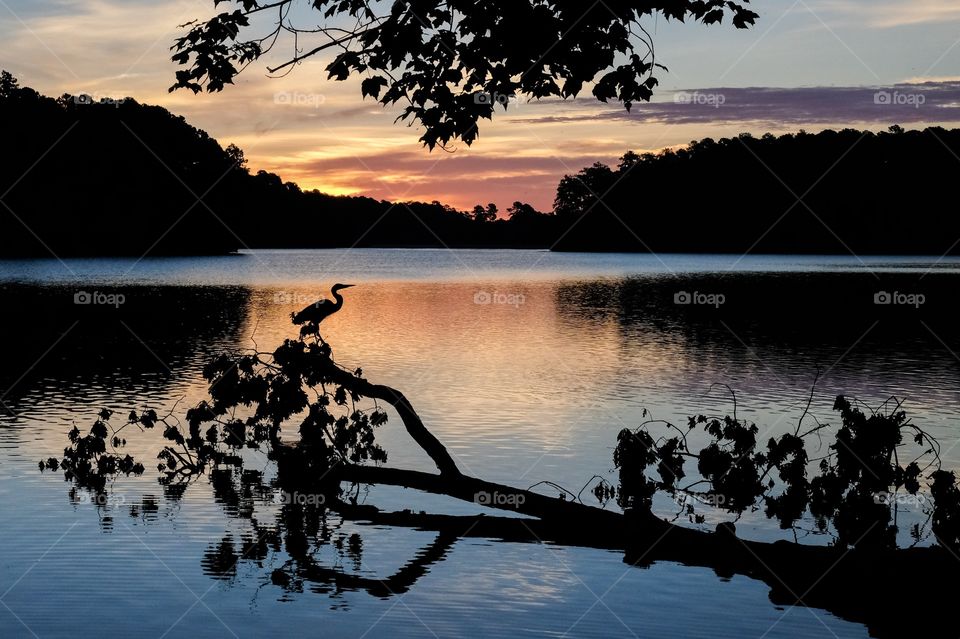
<box><xmin>40</xmin><ymin>311</ymin><xmax>960</xmax><ymax>637</ymax></box>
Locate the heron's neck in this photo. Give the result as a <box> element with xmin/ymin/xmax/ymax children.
<box><xmin>332</xmin><ymin>290</ymin><xmax>344</xmax><ymax>307</ymax></box>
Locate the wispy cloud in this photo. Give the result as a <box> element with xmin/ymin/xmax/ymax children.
<box><xmin>282</xmin><ymin>150</ymin><xmax>618</xmax><ymax>210</ymax></box>
<box><xmin>816</xmin><ymin>0</ymin><xmax>960</xmax><ymax>28</ymax></box>
<box><xmin>517</xmin><ymin>83</ymin><xmax>960</xmax><ymax>128</ymax></box>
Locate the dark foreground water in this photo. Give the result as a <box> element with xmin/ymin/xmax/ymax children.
<box><xmin>3</xmin><ymin>250</ymin><xmax>960</xmax><ymax>638</ymax></box>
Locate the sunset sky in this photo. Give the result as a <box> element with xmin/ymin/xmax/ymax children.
<box><xmin>3</xmin><ymin>0</ymin><xmax>960</xmax><ymax>211</ymax></box>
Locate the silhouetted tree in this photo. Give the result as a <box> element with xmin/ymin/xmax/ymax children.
<box><xmin>0</xmin><ymin>74</ymin><xmax>559</xmax><ymax>256</ymax></box>
<box><xmin>471</xmin><ymin>203</ymin><xmax>498</xmax><ymax>223</ymax></box>
<box><xmin>0</xmin><ymin>72</ymin><xmax>246</xmax><ymax>256</ymax></box>
<box><xmin>554</xmin><ymin>161</ymin><xmax>616</xmax><ymax>218</ymax></box>
<box><xmin>552</xmin><ymin>127</ymin><xmax>960</xmax><ymax>254</ymax></box>
<box><xmin>0</xmin><ymin>70</ymin><xmax>18</xmax><ymax>98</ymax></box>
<box><xmin>506</xmin><ymin>201</ymin><xmax>543</xmax><ymax>220</ymax></box>
<box><xmin>169</xmin><ymin>0</ymin><xmax>758</xmax><ymax>147</ymax></box>
<box><xmin>224</xmin><ymin>142</ymin><xmax>248</xmax><ymax>172</ymax></box>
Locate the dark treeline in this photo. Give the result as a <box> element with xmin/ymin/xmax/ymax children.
<box><xmin>553</xmin><ymin>126</ymin><xmax>960</xmax><ymax>254</ymax></box>
<box><xmin>0</xmin><ymin>72</ymin><xmax>554</xmax><ymax>257</ymax></box>
<box><xmin>5</xmin><ymin>71</ymin><xmax>960</xmax><ymax>256</ymax></box>
<box><xmin>2</xmin><ymin>72</ymin><xmax>240</xmax><ymax>256</ymax></box>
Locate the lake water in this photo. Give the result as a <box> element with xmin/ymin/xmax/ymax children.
<box><xmin>3</xmin><ymin>249</ymin><xmax>960</xmax><ymax>638</ymax></box>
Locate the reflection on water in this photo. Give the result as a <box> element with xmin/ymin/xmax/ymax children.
<box><xmin>6</xmin><ymin>250</ymin><xmax>960</xmax><ymax>638</ymax></box>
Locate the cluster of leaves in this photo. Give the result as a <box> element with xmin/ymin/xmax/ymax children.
<box><xmin>800</xmin><ymin>397</ymin><xmax>926</xmax><ymax>548</ymax></box>
<box><xmin>39</xmin><ymin>408</ymin><xmax>147</xmax><ymax>495</ymax></box>
<box><xmin>156</xmin><ymin>336</ymin><xmax>388</xmax><ymax>485</ymax></box>
<box><xmin>153</xmin><ymin>446</ymin><xmax>371</xmax><ymax>594</ymax></box>
<box><xmin>38</xmin><ymin>319</ymin><xmax>418</xmax><ymax>599</ymax></box>
<box><xmin>613</xmin><ymin>395</ymin><xmax>955</xmax><ymax>550</ymax></box>
<box><xmin>44</xmin><ymin>332</ymin><xmax>389</xmax><ymax>500</ymax></box>
<box><xmin>613</xmin><ymin>412</ymin><xmax>766</xmax><ymax>521</ymax></box>
<box><xmin>169</xmin><ymin>0</ymin><xmax>757</xmax><ymax>148</ymax></box>
<box><xmin>929</xmin><ymin>469</ymin><xmax>960</xmax><ymax>550</ymax></box>
<box><xmin>171</xmin><ymin>2</ymin><xmax>261</xmax><ymax>93</ymax></box>
<box><xmin>696</xmin><ymin>415</ymin><xmax>766</xmax><ymax>512</ymax></box>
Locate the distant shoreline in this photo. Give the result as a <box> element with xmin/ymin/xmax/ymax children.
<box><xmin>5</xmin><ymin>75</ymin><xmax>960</xmax><ymax>259</ymax></box>
<box><xmin>3</xmin><ymin>247</ymin><xmax>960</xmax><ymax>260</ymax></box>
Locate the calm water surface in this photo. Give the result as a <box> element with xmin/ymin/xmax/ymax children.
<box><xmin>4</xmin><ymin>249</ymin><xmax>960</xmax><ymax>638</ymax></box>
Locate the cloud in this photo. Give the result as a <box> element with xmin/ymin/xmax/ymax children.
<box><xmin>279</xmin><ymin>150</ymin><xmax>617</xmax><ymax>210</ymax></box>
<box><xmin>817</xmin><ymin>0</ymin><xmax>960</xmax><ymax>28</ymax></box>
<box><xmin>515</xmin><ymin>83</ymin><xmax>960</xmax><ymax>128</ymax></box>
<box><xmin>902</xmin><ymin>75</ymin><xmax>960</xmax><ymax>84</ymax></box>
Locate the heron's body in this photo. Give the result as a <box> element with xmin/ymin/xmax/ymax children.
<box><xmin>292</xmin><ymin>284</ymin><xmax>354</xmax><ymax>326</ymax></box>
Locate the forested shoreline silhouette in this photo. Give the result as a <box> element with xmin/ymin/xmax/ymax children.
<box><xmin>4</xmin><ymin>72</ymin><xmax>959</xmax><ymax>257</ymax></box>
<box><xmin>0</xmin><ymin>73</ymin><xmax>554</xmax><ymax>257</ymax></box>
<box><xmin>552</xmin><ymin>125</ymin><xmax>960</xmax><ymax>254</ymax></box>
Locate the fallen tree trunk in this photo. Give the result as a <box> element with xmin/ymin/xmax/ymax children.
<box><xmin>328</xmin><ymin>497</ymin><xmax>960</xmax><ymax>639</ymax></box>
<box><xmin>337</xmin><ymin>464</ymin><xmax>623</xmax><ymax>527</ymax></box>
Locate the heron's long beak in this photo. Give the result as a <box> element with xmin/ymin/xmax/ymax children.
<box><xmin>341</xmin><ymin>284</ymin><xmax>355</xmax><ymax>288</ymax></box>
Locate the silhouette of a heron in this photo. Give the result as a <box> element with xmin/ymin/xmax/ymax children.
<box><xmin>292</xmin><ymin>283</ymin><xmax>355</xmax><ymax>331</ymax></box>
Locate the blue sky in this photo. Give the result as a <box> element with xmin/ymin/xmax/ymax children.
<box><xmin>3</xmin><ymin>0</ymin><xmax>960</xmax><ymax>210</ymax></box>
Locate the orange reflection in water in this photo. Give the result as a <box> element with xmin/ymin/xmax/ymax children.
<box><xmin>242</xmin><ymin>281</ymin><xmax>693</xmax><ymax>478</ymax></box>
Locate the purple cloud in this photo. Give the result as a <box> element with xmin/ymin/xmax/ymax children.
<box><xmin>521</xmin><ymin>82</ymin><xmax>960</xmax><ymax>127</ymax></box>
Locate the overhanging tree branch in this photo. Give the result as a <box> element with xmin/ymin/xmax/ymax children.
<box><xmin>169</xmin><ymin>0</ymin><xmax>759</xmax><ymax>148</ymax></box>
